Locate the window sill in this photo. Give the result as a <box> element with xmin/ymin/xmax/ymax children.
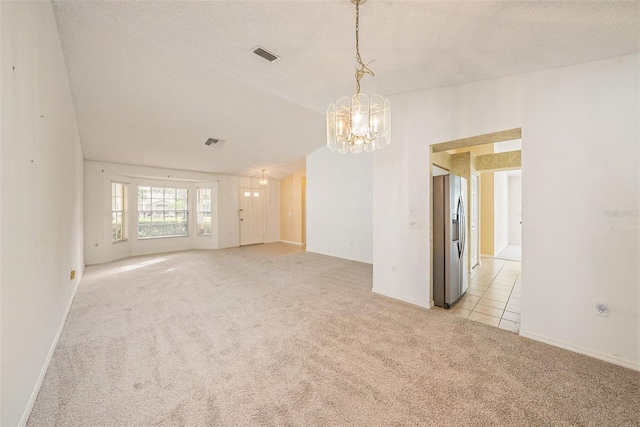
<box><xmin>137</xmin><ymin>234</ymin><xmax>189</xmax><ymax>241</ymax></box>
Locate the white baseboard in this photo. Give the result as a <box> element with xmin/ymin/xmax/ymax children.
<box><xmin>305</xmin><ymin>249</ymin><xmax>372</xmax><ymax>265</ymax></box>
<box><xmin>372</xmin><ymin>288</ymin><xmax>431</xmax><ymax>310</ymax></box>
<box><xmin>280</xmin><ymin>240</ymin><xmax>306</xmax><ymax>246</ymax></box>
<box><xmin>519</xmin><ymin>330</ymin><xmax>640</xmax><ymax>372</ymax></box>
<box><xmin>19</xmin><ymin>272</ymin><xmax>82</xmax><ymax>426</ymax></box>
<box><xmin>85</xmin><ymin>252</ymin><xmax>134</xmax><ymax>265</ymax></box>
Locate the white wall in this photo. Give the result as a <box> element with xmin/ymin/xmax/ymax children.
<box><xmin>433</xmin><ymin>165</ymin><xmax>449</xmax><ymax>176</ymax></box>
<box><xmin>1</xmin><ymin>2</ymin><xmax>85</xmax><ymax>425</ymax></box>
<box><xmin>495</xmin><ymin>138</ymin><xmax>522</xmax><ymax>153</ymax></box>
<box><xmin>520</xmin><ymin>55</ymin><xmax>639</xmax><ymax>369</ymax></box>
<box><xmin>84</xmin><ymin>161</ymin><xmax>280</xmax><ymax>264</ymax></box>
<box><xmin>493</xmin><ymin>171</ymin><xmax>509</xmax><ymax>255</ymax></box>
<box><xmin>373</xmin><ymin>73</ymin><xmax>524</xmax><ymax>309</ymax></box>
<box><xmin>508</xmin><ymin>175</ymin><xmax>522</xmax><ymax>244</ymax></box>
<box><xmin>373</xmin><ymin>55</ymin><xmax>639</xmax><ymax>369</ymax></box>
<box><xmin>306</xmin><ymin>146</ymin><xmax>373</xmax><ymax>264</ymax></box>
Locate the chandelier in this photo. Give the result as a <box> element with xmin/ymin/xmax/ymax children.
<box><xmin>258</xmin><ymin>169</ymin><xmax>268</xmax><ymax>186</ymax></box>
<box><xmin>327</xmin><ymin>0</ymin><xmax>391</xmax><ymax>154</ymax></box>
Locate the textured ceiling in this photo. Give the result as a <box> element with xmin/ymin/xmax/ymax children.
<box><xmin>52</xmin><ymin>0</ymin><xmax>640</xmax><ymax>179</ymax></box>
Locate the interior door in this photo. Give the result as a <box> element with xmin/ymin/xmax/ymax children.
<box><xmin>460</xmin><ymin>177</ymin><xmax>469</xmax><ymax>294</ymax></box>
<box><xmin>239</xmin><ymin>187</ymin><xmax>264</xmax><ymax>245</ymax></box>
<box><xmin>471</xmin><ymin>174</ymin><xmax>479</xmax><ymax>268</ymax></box>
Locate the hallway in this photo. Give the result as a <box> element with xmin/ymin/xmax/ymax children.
<box><xmin>434</xmin><ymin>257</ymin><xmax>521</xmax><ymax>332</ymax></box>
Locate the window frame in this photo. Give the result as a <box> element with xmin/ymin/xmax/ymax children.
<box><xmin>111</xmin><ymin>181</ymin><xmax>128</xmax><ymax>243</ymax></box>
<box><xmin>196</xmin><ymin>187</ymin><xmax>213</xmax><ymax>236</ymax></box>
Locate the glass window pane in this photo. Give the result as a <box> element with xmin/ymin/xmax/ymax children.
<box><xmin>137</xmin><ymin>186</ymin><xmax>188</xmax><ymax>239</ymax></box>
<box><xmin>112</xmin><ymin>183</ymin><xmax>127</xmax><ymax>242</ymax></box>
<box><xmin>197</xmin><ymin>188</ymin><xmax>212</xmax><ymax>235</ymax></box>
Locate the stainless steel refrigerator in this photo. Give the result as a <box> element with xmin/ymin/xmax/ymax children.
<box><xmin>433</xmin><ymin>173</ymin><xmax>468</xmax><ymax>308</ymax></box>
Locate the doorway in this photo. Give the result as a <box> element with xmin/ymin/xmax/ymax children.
<box><xmin>239</xmin><ymin>187</ymin><xmax>264</xmax><ymax>246</ymax></box>
<box><xmin>430</xmin><ymin>128</ymin><xmax>523</xmax><ymax>333</ymax></box>
<box><xmin>471</xmin><ymin>173</ymin><xmax>480</xmax><ymax>268</ymax></box>
<box><xmin>494</xmin><ymin>170</ymin><xmax>522</xmax><ymax>261</ymax></box>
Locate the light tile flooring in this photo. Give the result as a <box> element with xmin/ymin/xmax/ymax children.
<box><xmin>434</xmin><ymin>257</ymin><xmax>522</xmax><ymax>333</ymax></box>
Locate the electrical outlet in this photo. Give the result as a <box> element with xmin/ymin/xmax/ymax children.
<box><xmin>594</xmin><ymin>302</ymin><xmax>608</xmax><ymax>317</ymax></box>
<box><xmin>70</xmin><ymin>270</ymin><xmax>76</xmax><ymax>280</ymax></box>
<box><xmin>392</xmin><ymin>265</ymin><xmax>397</xmax><ymax>273</ymax></box>
<box><xmin>409</xmin><ymin>220</ymin><xmax>418</xmax><ymax>228</ymax></box>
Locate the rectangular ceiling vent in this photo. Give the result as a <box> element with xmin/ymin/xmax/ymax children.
<box><xmin>204</xmin><ymin>138</ymin><xmax>225</xmax><ymax>147</ymax></box>
<box><xmin>253</xmin><ymin>46</ymin><xmax>280</xmax><ymax>63</ymax></box>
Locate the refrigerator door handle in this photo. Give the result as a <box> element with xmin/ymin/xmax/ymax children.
<box><xmin>462</xmin><ymin>209</ymin><xmax>466</xmax><ymax>258</ymax></box>
<box><xmin>459</xmin><ymin>196</ymin><xmax>466</xmax><ymax>259</ymax></box>
<box><xmin>455</xmin><ymin>197</ymin><xmax>461</xmax><ymax>258</ymax></box>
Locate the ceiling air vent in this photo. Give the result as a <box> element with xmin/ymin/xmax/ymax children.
<box><xmin>204</xmin><ymin>138</ymin><xmax>225</xmax><ymax>147</ymax></box>
<box><xmin>252</xmin><ymin>46</ymin><xmax>280</xmax><ymax>63</ymax></box>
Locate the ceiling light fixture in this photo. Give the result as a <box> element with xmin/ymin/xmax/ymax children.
<box><xmin>259</xmin><ymin>169</ymin><xmax>268</xmax><ymax>186</ymax></box>
<box><xmin>327</xmin><ymin>0</ymin><xmax>390</xmax><ymax>154</ymax></box>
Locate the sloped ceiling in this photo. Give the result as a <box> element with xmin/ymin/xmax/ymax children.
<box><xmin>52</xmin><ymin>0</ymin><xmax>640</xmax><ymax>179</ymax></box>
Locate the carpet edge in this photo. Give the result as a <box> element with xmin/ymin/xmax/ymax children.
<box><xmin>372</xmin><ymin>288</ymin><xmax>432</xmax><ymax>310</ymax></box>
<box><xmin>519</xmin><ymin>329</ymin><xmax>640</xmax><ymax>371</ymax></box>
<box><xmin>19</xmin><ymin>276</ymin><xmax>82</xmax><ymax>426</ymax></box>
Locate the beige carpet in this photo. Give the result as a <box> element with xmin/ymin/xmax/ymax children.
<box><xmin>28</xmin><ymin>243</ymin><xmax>639</xmax><ymax>426</ymax></box>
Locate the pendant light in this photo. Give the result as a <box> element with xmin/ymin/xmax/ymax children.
<box><xmin>326</xmin><ymin>0</ymin><xmax>391</xmax><ymax>154</ymax></box>
<box><xmin>259</xmin><ymin>169</ymin><xmax>268</xmax><ymax>186</ymax></box>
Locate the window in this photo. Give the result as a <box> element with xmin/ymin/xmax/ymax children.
<box><xmin>137</xmin><ymin>186</ymin><xmax>188</xmax><ymax>239</ymax></box>
<box><xmin>197</xmin><ymin>188</ymin><xmax>212</xmax><ymax>235</ymax></box>
<box><xmin>112</xmin><ymin>182</ymin><xmax>127</xmax><ymax>242</ymax></box>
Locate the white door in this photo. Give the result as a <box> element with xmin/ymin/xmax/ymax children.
<box><xmin>508</xmin><ymin>175</ymin><xmax>522</xmax><ymax>244</ymax></box>
<box><xmin>239</xmin><ymin>188</ymin><xmax>264</xmax><ymax>245</ymax></box>
<box><xmin>471</xmin><ymin>174</ymin><xmax>479</xmax><ymax>268</ymax></box>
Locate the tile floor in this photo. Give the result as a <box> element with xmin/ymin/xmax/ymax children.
<box><xmin>434</xmin><ymin>257</ymin><xmax>522</xmax><ymax>332</ymax></box>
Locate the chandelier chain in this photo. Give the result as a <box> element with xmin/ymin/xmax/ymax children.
<box><xmin>354</xmin><ymin>0</ymin><xmax>374</xmax><ymax>95</ymax></box>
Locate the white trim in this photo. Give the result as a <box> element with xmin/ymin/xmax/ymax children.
<box><xmin>85</xmin><ymin>254</ymin><xmax>131</xmax><ymax>266</ymax></box>
<box><xmin>280</xmin><ymin>240</ymin><xmax>305</xmax><ymax>246</ymax></box>
<box><xmin>519</xmin><ymin>330</ymin><xmax>640</xmax><ymax>372</ymax></box>
<box><xmin>306</xmin><ymin>249</ymin><xmax>372</xmax><ymax>265</ymax></box>
<box><xmin>372</xmin><ymin>288</ymin><xmax>431</xmax><ymax>310</ymax></box>
<box><xmin>19</xmin><ymin>269</ymin><xmax>83</xmax><ymax>426</ymax></box>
